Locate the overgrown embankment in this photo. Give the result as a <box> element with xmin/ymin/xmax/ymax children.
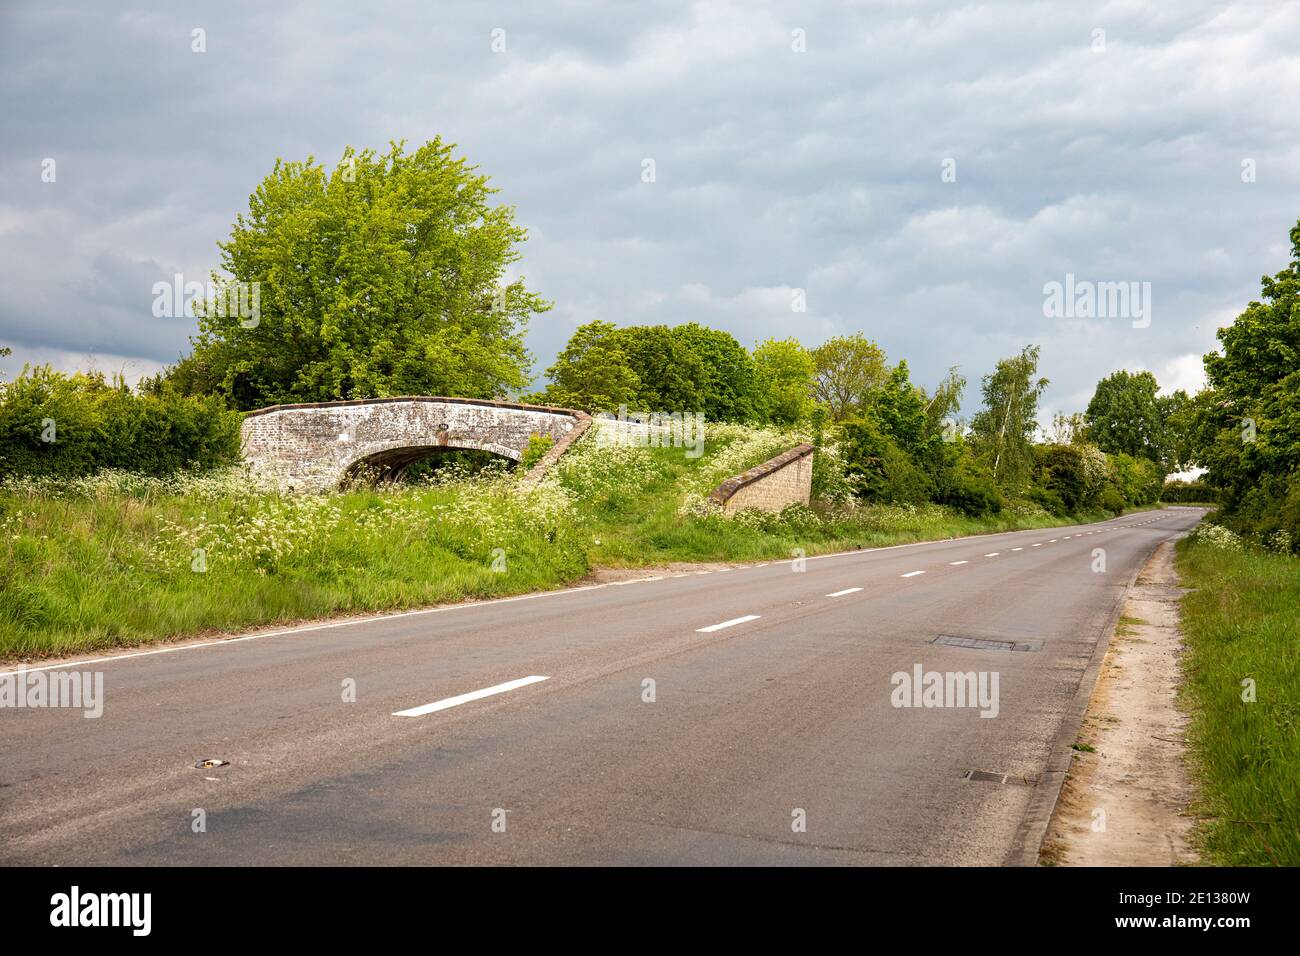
<box><xmin>2</xmin><ymin>423</ymin><xmax>1149</xmax><ymax>662</ymax></box>
<box><xmin>1176</xmin><ymin>527</ymin><xmax>1300</xmax><ymax>866</ymax></box>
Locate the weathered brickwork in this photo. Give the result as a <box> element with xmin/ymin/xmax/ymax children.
<box><xmin>240</xmin><ymin>397</ymin><xmax>585</xmax><ymax>491</ymax></box>
<box><xmin>709</xmin><ymin>443</ymin><xmax>814</xmax><ymax>513</ymax></box>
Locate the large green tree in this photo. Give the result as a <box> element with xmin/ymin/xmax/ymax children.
<box><xmin>1193</xmin><ymin>218</ymin><xmax>1300</xmax><ymax>543</ymax></box>
<box><xmin>605</xmin><ymin>325</ymin><xmax>709</xmax><ymax>413</ymax></box>
<box><xmin>539</xmin><ymin>322</ymin><xmax>762</xmax><ymax>420</ymax></box>
<box><xmin>1084</xmin><ymin>370</ymin><xmax>1164</xmax><ymax>463</ymax></box>
<box><xmin>171</xmin><ymin>139</ymin><xmax>548</xmax><ymax>409</ymax></box>
<box><xmin>752</xmin><ymin>337</ymin><xmax>815</xmax><ymax>425</ymax></box>
<box><xmin>870</xmin><ymin>360</ymin><xmax>928</xmax><ymax>454</ymax></box>
<box><xmin>810</xmin><ymin>334</ymin><xmax>890</xmax><ymax>422</ymax></box>
<box><xmin>969</xmin><ymin>345</ymin><xmax>1049</xmax><ymax>488</ymax></box>
<box><xmin>539</xmin><ymin>321</ymin><xmax>641</xmax><ymax>412</ymax></box>
<box><xmin>672</xmin><ymin>323</ymin><xmax>759</xmax><ymax>422</ymax></box>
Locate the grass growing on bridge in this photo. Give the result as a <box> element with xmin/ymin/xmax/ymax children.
<box><xmin>1176</xmin><ymin>531</ymin><xmax>1300</xmax><ymax>866</ymax></box>
<box><xmin>2</xmin><ymin>424</ymin><xmax>1136</xmax><ymax>661</ymax></box>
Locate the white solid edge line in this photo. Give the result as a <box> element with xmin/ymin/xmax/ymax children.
<box><xmin>392</xmin><ymin>675</ymin><xmax>549</xmax><ymax>718</ymax></box>
<box><xmin>826</xmin><ymin>587</ymin><xmax>863</xmax><ymax>597</ymax></box>
<box><xmin>696</xmin><ymin>614</ymin><xmax>761</xmax><ymax>633</ymax></box>
<box><xmin>900</xmin><ymin>571</ymin><xmax>926</xmax><ymax>578</ymax></box>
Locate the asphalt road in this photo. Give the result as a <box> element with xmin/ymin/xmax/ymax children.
<box><xmin>0</xmin><ymin>507</ymin><xmax>1205</xmax><ymax>866</ymax></box>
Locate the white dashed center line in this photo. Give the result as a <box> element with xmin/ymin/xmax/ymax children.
<box><xmin>900</xmin><ymin>571</ymin><xmax>926</xmax><ymax>578</ymax></box>
<box><xmin>984</xmin><ymin>553</ymin><xmax>999</xmax><ymax>557</ymax></box>
<box><xmin>1011</xmin><ymin>547</ymin><xmax>1024</xmax><ymax>551</ymax></box>
<box><xmin>826</xmin><ymin>587</ymin><xmax>863</xmax><ymax>597</ymax></box>
<box><xmin>697</xmin><ymin>614</ymin><xmax>761</xmax><ymax>633</ymax></box>
<box><xmin>392</xmin><ymin>675</ymin><xmax>550</xmax><ymax>718</ymax></box>
<box><xmin>949</xmin><ymin>560</ymin><xmax>968</xmax><ymax>565</ymax></box>
<box><xmin>1032</xmin><ymin>543</ymin><xmax>1043</xmax><ymax>547</ymax></box>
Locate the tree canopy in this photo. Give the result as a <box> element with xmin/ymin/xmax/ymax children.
<box><xmin>969</xmin><ymin>345</ymin><xmax>1049</xmax><ymax>489</ymax></box>
<box><xmin>1190</xmin><ymin>217</ymin><xmax>1300</xmax><ymax>545</ymax></box>
<box><xmin>169</xmin><ymin>139</ymin><xmax>548</xmax><ymax>410</ymax></box>
<box><xmin>537</xmin><ymin>322</ymin><xmax>763</xmax><ymax>421</ymax></box>
<box><xmin>810</xmin><ymin>334</ymin><xmax>889</xmax><ymax>422</ymax></box>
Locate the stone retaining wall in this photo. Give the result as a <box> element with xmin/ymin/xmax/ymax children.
<box><xmin>708</xmin><ymin>443</ymin><xmax>815</xmax><ymax>513</ymax></box>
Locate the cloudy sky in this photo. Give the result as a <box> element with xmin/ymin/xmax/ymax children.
<box><xmin>2</xmin><ymin>0</ymin><xmax>1298</xmax><ymax>423</ymax></box>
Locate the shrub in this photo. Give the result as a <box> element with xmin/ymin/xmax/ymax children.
<box><xmin>1097</xmin><ymin>485</ymin><xmax>1126</xmax><ymax>514</ymax></box>
<box><xmin>1187</xmin><ymin>522</ymin><xmax>1246</xmax><ymax>553</ymax></box>
<box><xmin>520</xmin><ymin>433</ymin><xmax>555</xmax><ymax>471</ymax></box>
<box><xmin>1221</xmin><ymin>471</ymin><xmax>1300</xmax><ymax>554</ymax></box>
<box><xmin>840</xmin><ymin>416</ymin><xmax>933</xmax><ymax>504</ymax></box>
<box><xmin>0</xmin><ymin>366</ymin><xmax>242</xmax><ymax>479</ymax></box>
<box><xmin>935</xmin><ymin>457</ymin><xmax>1003</xmax><ymax>517</ymax></box>
<box><xmin>1034</xmin><ymin>444</ymin><xmax>1089</xmax><ymax>513</ymax></box>
<box><xmin>1027</xmin><ymin>485</ymin><xmax>1068</xmax><ymax>517</ymax></box>
<box><xmin>1107</xmin><ymin>452</ymin><xmax>1163</xmax><ymax>508</ymax></box>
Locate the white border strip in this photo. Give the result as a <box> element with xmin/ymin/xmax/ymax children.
<box><xmin>392</xmin><ymin>675</ymin><xmax>549</xmax><ymax>718</ymax></box>
<box><xmin>696</xmin><ymin>615</ymin><xmax>760</xmax><ymax>633</ymax></box>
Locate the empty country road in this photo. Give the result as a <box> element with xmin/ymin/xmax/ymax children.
<box><xmin>0</xmin><ymin>508</ymin><xmax>1205</xmax><ymax>866</ymax></box>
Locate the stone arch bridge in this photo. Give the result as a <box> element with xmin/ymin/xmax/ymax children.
<box><xmin>240</xmin><ymin>397</ymin><xmax>590</xmax><ymax>491</ymax></box>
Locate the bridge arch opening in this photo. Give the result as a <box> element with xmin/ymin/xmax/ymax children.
<box><xmin>340</xmin><ymin>443</ymin><xmax>519</xmax><ymax>488</ymax></box>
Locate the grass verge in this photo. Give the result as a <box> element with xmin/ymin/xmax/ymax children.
<box><xmin>1176</xmin><ymin>534</ymin><xmax>1300</xmax><ymax>865</ymax></box>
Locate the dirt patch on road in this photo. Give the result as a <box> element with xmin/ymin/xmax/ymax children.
<box><xmin>1040</xmin><ymin>541</ymin><xmax>1199</xmax><ymax>865</ymax></box>
<box><xmin>582</xmin><ymin>561</ymin><xmax>751</xmax><ymax>584</ymax></box>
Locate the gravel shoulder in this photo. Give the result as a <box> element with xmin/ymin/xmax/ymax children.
<box><xmin>1040</xmin><ymin>540</ymin><xmax>1199</xmax><ymax>865</ymax></box>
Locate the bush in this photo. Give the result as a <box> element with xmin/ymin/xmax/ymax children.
<box><xmin>0</xmin><ymin>366</ymin><xmax>242</xmax><ymax>479</ymax></box>
<box><xmin>1097</xmin><ymin>484</ymin><xmax>1125</xmax><ymax>514</ymax></box>
<box><xmin>1220</xmin><ymin>471</ymin><xmax>1300</xmax><ymax>554</ymax></box>
<box><xmin>935</xmin><ymin>457</ymin><xmax>1003</xmax><ymax>517</ymax></box>
<box><xmin>1107</xmin><ymin>452</ymin><xmax>1163</xmax><ymax>508</ymax></box>
<box><xmin>840</xmin><ymin>416</ymin><xmax>933</xmax><ymax>504</ymax></box>
<box><xmin>520</xmin><ymin>433</ymin><xmax>555</xmax><ymax>471</ymax></box>
<box><xmin>1033</xmin><ymin>444</ymin><xmax>1089</xmax><ymax>513</ymax></box>
<box><xmin>1027</xmin><ymin>485</ymin><xmax>1069</xmax><ymax>517</ymax></box>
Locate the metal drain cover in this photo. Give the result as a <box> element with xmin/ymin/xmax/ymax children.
<box><xmin>934</xmin><ymin>635</ymin><xmax>1043</xmax><ymax>653</ymax></box>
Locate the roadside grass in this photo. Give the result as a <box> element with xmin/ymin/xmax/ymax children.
<box><xmin>0</xmin><ymin>472</ymin><xmax>586</xmax><ymax>660</ymax></box>
<box><xmin>1</xmin><ymin>423</ymin><xmax>1158</xmax><ymax>661</ymax></box>
<box><xmin>1115</xmin><ymin>614</ymin><xmax>1147</xmax><ymax>636</ymax></box>
<box><xmin>1176</xmin><ymin>536</ymin><xmax>1300</xmax><ymax>866</ymax></box>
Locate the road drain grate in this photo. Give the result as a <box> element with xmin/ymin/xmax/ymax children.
<box><xmin>934</xmin><ymin>635</ymin><xmax>1043</xmax><ymax>653</ymax></box>
<box><xmin>964</xmin><ymin>769</ymin><xmax>1035</xmax><ymax>786</ymax></box>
